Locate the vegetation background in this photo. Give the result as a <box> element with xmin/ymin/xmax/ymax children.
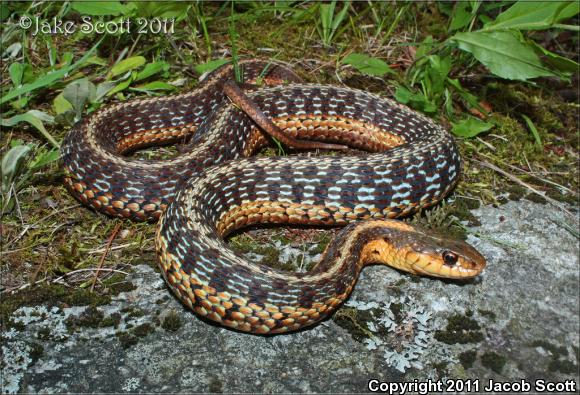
<box><xmin>1</xmin><ymin>1</ymin><xmax>578</xmax><ymax>304</ymax></box>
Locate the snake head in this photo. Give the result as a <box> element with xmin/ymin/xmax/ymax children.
<box><xmin>404</xmin><ymin>232</ymin><xmax>487</xmax><ymax>279</ymax></box>
<box><xmin>361</xmin><ymin>221</ymin><xmax>486</xmax><ymax>280</ymax></box>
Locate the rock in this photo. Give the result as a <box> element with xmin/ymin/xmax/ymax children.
<box><xmin>2</xmin><ymin>200</ymin><xmax>578</xmax><ymax>393</ymax></box>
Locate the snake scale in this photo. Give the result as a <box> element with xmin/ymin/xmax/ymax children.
<box><xmin>62</xmin><ymin>59</ymin><xmax>486</xmax><ymax>334</ymax></box>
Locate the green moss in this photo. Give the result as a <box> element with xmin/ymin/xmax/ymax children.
<box><xmin>481</xmin><ymin>351</ymin><xmax>507</xmax><ymax>374</ymax></box>
<box><xmin>548</xmin><ymin>359</ymin><xmax>577</xmax><ymax>374</ymax></box>
<box><xmin>37</xmin><ymin>326</ymin><xmax>52</xmax><ymax>340</ymax></box>
<box><xmin>132</xmin><ymin>323</ymin><xmax>154</xmax><ymax>337</ymax></box>
<box><xmin>459</xmin><ymin>350</ymin><xmax>477</xmax><ymax>369</ymax></box>
<box><xmin>100</xmin><ymin>313</ymin><xmax>121</xmax><ymax>328</ymax></box>
<box><xmin>531</xmin><ymin>340</ymin><xmax>576</xmax><ymax>373</ymax></box>
<box><xmin>545</xmin><ymin>188</ymin><xmax>578</xmax><ymax>205</ymax></box>
<box><xmin>230</xmin><ymin>233</ymin><xmax>293</xmax><ymax>270</ymax></box>
<box><xmin>1</xmin><ymin>284</ymin><xmax>111</xmax><ymax>328</ymax></box>
<box><xmin>525</xmin><ymin>193</ymin><xmax>547</xmax><ymax>204</ymax></box>
<box><xmin>161</xmin><ymin>310</ymin><xmax>183</xmax><ymax>332</ymax></box>
<box><xmin>332</xmin><ymin>307</ymin><xmax>375</xmax><ymax>342</ymax></box>
<box><xmin>477</xmin><ymin>309</ymin><xmax>496</xmax><ymax>321</ymax></box>
<box><xmin>28</xmin><ymin>342</ymin><xmax>44</xmax><ymax>366</ymax></box>
<box><xmin>66</xmin><ymin>306</ymin><xmax>104</xmax><ymax>329</ymax></box>
<box><xmin>434</xmin><ymin>313</ymin><xmax>484</xmax><ymax>344</ymax></box>
<box><xmin>433</xmin><ymin>361</ymin><xmax>449</xmax><ymax>377</ymax></box>
<box><xmin>530</xmin><ymin>340</ymin><xmax>567</xmax><ymax>357</ymax></box>
<box><xmin>408</xmin><ymin>201</ymin><xmax>471</xmax><ymax>241</ymax></box>
<box><xmin>128</xmin><ymin>308</ymin><xmax>145</xmax><ymax>319</ymax></box>
<box><xmin>389</xmin><ymin>303</ymin><xmax>404</xmax><ymax>323</ymax></box>
<box><xmin>311</xmin><ymin>232</ymin><xmax>332</xmax><ymax>255</ymax></box>
<box><xmin>106</xmin><ymin>278</ymin><xmax>137</xmax><ymax>295</ymax></box>
<box><xmin>506</xmin><ymin>185</ymin><xmax>526</xmax><ymax>201</ymax></box>
<box><xmin>208</xmin><ymin>377</ymin><xmax>223</xmax><ymax>393</ymax></box>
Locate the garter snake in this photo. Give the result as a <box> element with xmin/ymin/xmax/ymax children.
<box><xmin>62</xmin><ymin>60</ymin><xmax>486</xmax><ymax>334</ymax></box>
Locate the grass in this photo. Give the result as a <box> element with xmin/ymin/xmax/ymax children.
<box><xmin>0</xmin><ymin>1</ymin><xmax>578</xmax><ymax>313</ymax></box>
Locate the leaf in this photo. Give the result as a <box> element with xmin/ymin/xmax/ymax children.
<box><xmin>484</xmin><ymin>1</ymin><xmax>579</xmax><ymax>31</ymax></box>
<box><xmin>136</xmin><ymin>2</ymin><xmax>191</xmax><ymax>19</ymax></box>
<box><xmin>135</xmin><ymin>62</ymin><xmax>170</xmax><ymax>81</ymax></box>
<box><xmin>394</xmin><ymin>86</ymin><xmax>437</xmax><ymax>113</ymax></box>
<box><xmin>95</xmin><ymin>81</ymin><xmax>117</xmax><ymax>102</ymax></box>
<box><xmin>194</xmin><ymin>59</ymin><xmax>230</xmax><ymax>75</ymax></box>
<box><xmin>425</xmin><ymin>55</ymin><xmax>451</xmax><ymax>96</ymax></box>
<box><xmin>9</xmin><ymin>63</ymin><xmax>24</xmax><ymax>87</ymax></box>
<box><xmin>529</xmin><ymin>40</ymin><xmax>579</xmax><ymax>74</ymax></box>
<box><xmin>450</xmin><ymin>31</ymin><xmax>558</xmax><ymax>80</ymax></box>
<box><xmin>63</xmin><ymin>78</ymin><xmax>96</xmax><ymax>121</ymax></box>
<box><xmin>1</xmin><ymin>145</ymin><xmax>31</xmax><ymax>193</ymax></box>
<box><xmin>0</xmin><ymin>39</ymin><xmax>102</xmax><ymax>105</ymax></box>
<box><xmin>1</xmin><ymin>111</ymin><xmax>59</xmax><ymax>148</ymax></box>
<box><xmin>109</xmin><ymin>56</ymin><xmax>146</xmax><ymax>78</ymax></box>
<box><xmin>130</xmin><ymin>81</ymin><xmax>176</xmax><ymax>92</ymax></box>
<box><xmin>449</xmin><ymin>2</ymin><xmax>473</xmax><ymax>31</ymax></box>
<box><xmin>342</xmin><ymin>53</ymin><xmax>394</xmax><ymax>77</ymax></box>
<box><xmin>53</xmin><ymin>93</ymin><xmax>73</xmax><ymax>115</ymax></box>
<box><xmin>451</xmin><ymin>117</ymin><xmax>493</xmax><ymax>138</ymax></box>
<box><xmin>30</xmin><ymin>148</ymin><xmax>60</xmax><ymax>170</ymax></box>
<box><xmin>521</xmin><ymin>114</ymin><xmax>542</xmax><ymax>147</ymax></box>
<box><xmin>71</xmin><ymin>1</ymin><xmax>127</xmax><ymax>16</ymax></box>
<box><xmin>107</xmin><ymin>78</ymin><xmax>133</xmax><ymax>96</ymax></box>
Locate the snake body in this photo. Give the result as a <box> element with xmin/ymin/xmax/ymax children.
<box><xmin>62</xmin><ymin>60</ymin><xmax>486</xmax><ymax>334</ymax></box>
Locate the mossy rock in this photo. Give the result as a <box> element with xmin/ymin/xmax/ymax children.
<box><xmin>434</xmin><ymin>313</ymin><xmax>484</xmax><ymax>344</ymax></box>
<box><xmin>1</xmin><ymin>284</ymin><xmax>111</xmax><ymax>329</ymax></box>
<box><xmin>481</xmin><ymin>351</ymin><xmax>507</xmax><ymax>374</ymax></box>
<box><xmin>66</xmin><ymin>306</ymin><xmax>105</xmax><ymax>329</ymax></box>
<box><xmin>459</xmin><ymin>350</ymin><xmax>477</xmax><ymax>369</ymax></box>
<box><xmin>161</xmin><ymin>310</ymin><xmax>183</xmax><ymax>332</ymax></box>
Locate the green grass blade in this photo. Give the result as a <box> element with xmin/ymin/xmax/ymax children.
<box><xmin>521</xmin><ymin>114</ymin><xmax>542</xmax><ymax>147</ymax></box>
<box><xmin>0</xmin><ymin>38</ymin><xmax>103</xmax><ymax>106</ymax></box>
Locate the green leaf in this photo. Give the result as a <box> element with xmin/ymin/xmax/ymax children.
<box><xmin>9</xmin><ymin>63</ymin><xmax>24</xmax><ymax>87</ymax></box>
<box><xmin>451</xmin><ymin>117</ymin><xmax>493</xmax><ymax>138</ymax></box>
<box><xmin>63</xmin><ymin>78</ymin><xmax>96</xmax><ymax>121</ymax></box>
<box><xmin>0</xmin><ymin>2</ymin><xmax>9</xmax><ymax>22</ymax></box>
<box><xmin>521</xmin><ymin>114</ymin><xmax>542</xmax><ymax>147</ymax></box>
<box><xmin>194</xmin><ymin>59</ymin><xmax>230</xmax><ymax>75</ymax></box>
<box><xmin>529</xmin><ymin>40</ymin><xmax>579</xmax><ymax>74</ymax></box>
<box><xmin>130</xmin><ymin>81</ymin><xmax>176</xmax><ymax>92</ymax></box>
<box><xmin>484</xmin><ymin>1</ymin><xmax>579</xmax><ymax>31</ymax></box>
<box><xmin>450</xmin><ymin>31</ymin><xmax>558</xmax><ymax>80</ymax></box>
<box><xmin>107</xmin><ymin>78</ymin><xmax>133</xmax><ymax>96</ymax></box>
<box><xmin>30</xmin><ymin>148</ymin><xmax>60</xmax><ymax>170</ymax></box>
<box><xmin>85</xmin><ymin>56</ymin><xmax>108</xmax><ymax>67</ymax></box>
<box><xmin>109</xmin><ymin>56</ymin><xmax>146</xmax><ymax>78</ymax></box>
<box><xmin>95</xmin><ymin>81</ymin><xmax>117</xmax><ymax>102</ymax></box>
<box><xmin>1</xmin><ymin>145</ymin><xmax>31</xmax><ymax>193</ymax></box>
<box><xmin>342</xmin><ymin>53</ymin><xmax>394</xmax><ymax>77</ymax></box>
<box><xmin>71</xmin><ymin>1</ymin><xmax>127</xmax><ymax>16</ymax></box>
<box><xmin>53</xmin><ymin>93</ymin><xmax>73</xmax><ymax>115</ymax></box>
<box><xmin>449</xmin><ymin>2</ymin><xmax>473</xmax><ymax>31</ymax></box>
<box><xmin>394</xmin><ymin>86</ymin><xmax>437</xmax><ymax>113</ymax></box>
<box><xmin>0</xmin><ymin>39</ymin><xmax>102</xmax><ymax>105</ymax></box>
<box><xmin>446</xmin><ymin>78</ymin><xmax>484</xmax><ymax>112</ymax></box>
<box><xmin>136</xmin><ymin>2</ymin><xmax>191</xmax><ymax>19</ymax></box>
<box><xmin>1</xmin><ymin>111</ymin><xmax>59</xmax><ymax>148</ymax></box>
<box><xmin>415</xmin><ymin>35</ymin><xmax>435</xmax><ymax>61</ymax></box>
<box><xmin>135</xmin><ymin>62</ymin><xmax>170</xmax><ymax>82</ymax></box>
<box><xmin>425</xmin><ymin>55</ymin><xmax>452</xmax><ymax>97</ymax></box>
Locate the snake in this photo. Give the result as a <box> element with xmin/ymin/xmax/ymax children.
<box><xmin>62</xmin><ymin>59</ymin><xmax>486</xmax><ymax>334</ymax></box>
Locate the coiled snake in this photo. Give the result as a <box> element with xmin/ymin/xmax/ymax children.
<box><xmin>62</xmin><ymin>60</ymin><xmax>486</xmax><ymax>334</ymax></box>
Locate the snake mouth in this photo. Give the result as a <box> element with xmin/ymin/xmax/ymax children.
<box><xmin>411</xmin><ymin>260</ymin><xmax>485</xmax><ymax>279</ymax></box>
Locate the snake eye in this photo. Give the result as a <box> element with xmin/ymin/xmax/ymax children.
<box><xmin>442</xmin><ymin>251</ymin><xmax>459</xmax><ymax>266</ymax></box>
